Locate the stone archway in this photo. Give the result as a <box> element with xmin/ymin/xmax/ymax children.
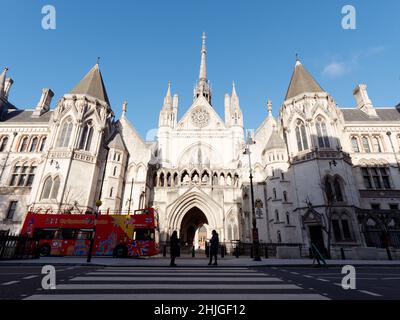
<box><xmin>166</xmin><ymin>187</ymin><xmax>223</xmax><ymax>241</ymax></box>
<box><xmin>180</xmin><ymin>207</ymin><xmax>208</xmax><ymax>245</ymax></box>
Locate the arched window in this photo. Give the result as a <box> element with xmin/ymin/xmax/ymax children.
<box><xmin>39</xmin><ymin>137</ymin><xmax>47</xmax><ymax>152</ymax></box>
<box><xmin>286</xmin><ymin>212</ymin><xmax>290</xmax><ymax>225</ymax></box>
<box><xmin>333</xmin><ymin>177</ymin><xmax>343</xmax><ymax>202</ymax></box>
<box><xmin>295</xmin><ymin>120</ymin><xmax>309</xmax><ymax>152</ymax></box>
<box><xmin>325</xmin><ymin>176</ymin><xmax>334</xmax><ymax>203</ymax></box>
<box><xmin>275</xmin><ymin>210</ymin><xmax>279</xmax><ymax>222</ymax></box>
<box><xmin>283</xmin><ymin>191</ymin><xmax>288</xmax><ymax>202</ymax></box>
<box><xmin>109</xmin><ymin>187</ymin><xmax>114</xmax><ymax>198</ymax></box>
<box><xmin>29</xmin><ymin>137</ymin><xmax>38</xmax><ymax>152</ymax></box>
<box><xmin>57</xmin><ymin>118</ymin><xmax>73</xmax><ymax>148</ymax></box>
<box><xmin>372</xmin><ymin>137</ymin><xmax>382</xmax><ymax>153</ymax></box>
<box><xmin>50</xmin><ymin>177</ymin><xmax>60</xmax><ymax>199</ymax></box>
<box><xmin>19</xmin><ymin>136</ymin><xmax>29</xmax><ymax>152</ymax></box>
<box><xmin>41</xmin><ymin>176</ymin><xmax>60</xmax><ymax>200</ymax></box>
<box><xmin>0</xmin><ymin>136</ymin><xmax>9</xmax><ymax>152</ymax></box>
<box><xmin>79</xmin><ymin>121</ymin><xmax>93</xmax><ymax>151</ymax></box>
<box><xmin>273</xmin><ymin>188</ymin><xmax>277</xmax><ymax>199</ymax></box>
<box><xmin>233</xmin><ymin>224</ymin><xmax>238</xmax><ymax>240</ymax></box>
<box><xmin>362</xmin><ymin>136</ymin><xmax>371</xmax><ymax>153</ymax></box>
<box><xmin>159</xmin><ymin>173</ymin><xmax>165</xmax><ymax>187</ymax></box>
<box><xmin>113</xmin><ymin>166</ymin><xmax>118</xmax><ymax>176</ymax></box>
<box><xmin>315</xmin><ymin>117</ymin><xmax>330</xmax><ymax>148</ymax></box>
<box><xmin>351</xmin><ymin>137</ymin><xmax>359</xmax><ymax>153</ymax></box>
<box><xmin>173</xmin><ymin>173</ymin><xmax>179</xmax><ymax>186</ymax></box>
<box><xmin>277</xmin><ymin>230</ymin><xmax>282</xmax><ymax>243</ymax></box>
<box><xmin>166</xmin><ymin>173</ymin><xmax>172</xmax><ymax>187</ymax></box>
<box><xmin>227</xmin><ymin>224</ymin><xmax>232</xmax><ymax>241</ymax></box>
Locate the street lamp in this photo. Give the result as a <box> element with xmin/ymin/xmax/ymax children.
<box><xmin>87</xmin><ymin>200</ymin><xmax>102</xmax><ymax>263</ymax></box>
<box><xmin>243</xmin><ymin>133</ymin><xmax>262</xmax><ymax>262</ymax></box>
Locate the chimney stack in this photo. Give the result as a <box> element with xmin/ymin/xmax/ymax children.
<box><xmin>32</xmin><ymin>88</ymin><xmax>54</xmax><ymax>117</ymax></box>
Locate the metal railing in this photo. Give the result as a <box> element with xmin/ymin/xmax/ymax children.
<box><xmin>0</xmin><ymin>231</ymin><xmax>40</xmax><ymax>260</ymax></box>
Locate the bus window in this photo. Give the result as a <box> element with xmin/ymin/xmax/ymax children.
<box><xmin>134</xmin><ymin>229</ymin><xmax>154</xmax><ymax>241</ymax></box>
<box><xmin>33</xmin><ymin>229</ymin><xmax>59</xmax><ymax>240</ymax></box>
<box><xmin>62</xmin><ymin>229</ymin><xmax>78</xmax><ymax>240</ymax></box>
<box><xmin>135</xmin><ymin>209</ymin><xmax>150</xmax><ymax>215</ymax></box>
<box><xmin>76</xmin><ymin>230</ymin><xmax>92</xmax><ymax>240</ymax></box>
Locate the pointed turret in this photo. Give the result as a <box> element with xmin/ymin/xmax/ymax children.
<box><xmin>285</xmin><ymin>60</ymin><xmax>324</xmax><ymax>101</ymax></box>
<box><xmin>267</xmin><ymin>99</ymin><xmax>273</xmax><ymax>117</ymax></box>
<box><xmin>194</xmin><ymin>33</ymin><xmax>212</xmax><ymax>104</ymax></box>
<box><xmin>264</xmin><ymin>125</ymin><xmax>286</xmax><ymax>151</ymax></box>
<box><xmin>224</xmin><ymin>82</ymin><xmax>243</xmax><ymax>127</ymax></box>
<box><xmin>70</xmin><ymin>64</ymin><xmax>110</xmax><ymax>105</ymax></box>
<box><xmin>159</xmin><ymin>82</ymin><xmax>177</xmax><ymax>128</ymax></box>
<box><xmin>122</xmin><ymin>100</ymin><xmax>128</xmax><ymax>117</ymax></box>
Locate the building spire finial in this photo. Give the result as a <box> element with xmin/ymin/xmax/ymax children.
<box><xmin>97</xmin><ymin>57</ymin><xmax>101</xmax><ymax>66</ymax></box>
<box><xmin>199</xmin><ymin>32</ymin><xmax>207</xmax><ymax>80</ymax></box>
<box><xmin>122</xmin><ymin>100</ymin><xmax>127</xmax><ymax>116</ymax></box>
<box><xmin>267</xmin><ymin>99</ymin><xmax>273</xmax><ymax>116</ymax></box>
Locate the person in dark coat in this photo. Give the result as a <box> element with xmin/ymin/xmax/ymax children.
<box><xmin>170</xmin><ymin>231</ymin><xmax>180</xmax><ymax>267</ymax></box>
<box><xmin>208</xmin><ymin>230</ymin><xmax>219</xmax><ymax>266</ymax></box>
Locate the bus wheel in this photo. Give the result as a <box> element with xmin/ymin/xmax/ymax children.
<box><xmin>114</xmin><ymin>245</ymin><xmax>128</xmax><ymax>258</ymax></box>
<box><xmin>39</xmin><ymin>244</ymin><xmax>51</xmax><ymax>257</ymax></box>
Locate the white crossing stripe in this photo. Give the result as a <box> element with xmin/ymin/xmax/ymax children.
<box><xmin>358</xmin><ymin>290</ymin><xmax>382</xmax><ymax>297</ymax></box>
<box><xmin>88</xmin><ymin>272</ymin><xmax>262</xmax><ymax>276</ymax></box>
<box><xmin>22</xmin><ymin>275</ymin><xmax>38</xmax><ymax>280</ymax></box>
<box><xmin>55</xmin><ymin>283</ymin><xmax>301</xmax><ymax>290</ymax></box>
<box><xmin>70</xmin><ymin>276</ymin><xmax>283</xmax><ymax>282</ymax></box>
<box><xmin>2</xmin><ymin>281</ymin><xmax>20</xmax><ymax>286</ymax></box>
<box><xmin>25</xmin><ymin>293</ymin><xmax>330</xmax><ymax>300</ymax></box>
<box><xmin>23</xmin><ymin>266</ymin><xmax>329</xmax><ymax>300</ymax></box>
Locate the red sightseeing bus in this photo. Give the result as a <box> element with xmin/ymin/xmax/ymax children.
<box><xmin>20</xmin><ymin>208</ymin><xmax>160</xmax><ymax>258</ymax></box>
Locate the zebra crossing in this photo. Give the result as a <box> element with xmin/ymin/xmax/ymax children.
<box><xmin>25</xmin><ymin>266</ymin><xmax>330</xmax><ymax>300</ymax></box>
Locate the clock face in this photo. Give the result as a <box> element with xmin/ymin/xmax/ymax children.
<box><xmin>191</xmin><ymin>107</ymin><xmax>210</xmax><ymax>128</ymax></box>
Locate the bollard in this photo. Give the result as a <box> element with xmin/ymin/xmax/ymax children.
<box><xmin>340</xmin><ymin>247</ymin><xmax>346</xmax><ymax>260</ymax></box>
<box><xmin>386</xmin><ymin>247</ymin><xmax>393</xmax><ymax>261</ymax></box>
<box><xmin>205</xmin><ymin>243</ymin><xmax>209</xmax><ymax>258</ymax></box>
<box><xmin>221</xmin><ymin>245</ymin><xmax>225</xmax><ymax>258</ymax></box>
<box><xmin>250</xmin><ymin>246</ymin><xmax>254</xmax><ymax>259</ymax></box>
<box><xmin>309</xmin><ymin>248</ymin><xmax>313</xmax><ymax>259</ymax></box>
<box><xmin>192</xmin><ymin>246</ymin><xmax>195</xmax><ymax>258</ymax></box>
<box><xmin>265</xmin><ymin>246</ymin><xmax>269</xmax><ymax>259</ymax></box>
<box><xmin>163</xmin><ymin>245</ymin><xmax>167</xmax><ymax>257</ymax></box>
<box><xmin>235</xmin><ymin>245</ymin><xmax>239</xmax><ymax>258</ymax></box>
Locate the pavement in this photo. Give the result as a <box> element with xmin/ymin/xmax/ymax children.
<box><xmin>1</xmin><ymin>255</ymin><xmax>399</xmax><ymax>267</ymax></box>
<box><xmin>1</xmin><ymin>263</ymin><xmax>399</xmax><ymax>300</ymax></box>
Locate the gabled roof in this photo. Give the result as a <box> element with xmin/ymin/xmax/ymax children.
<box><xmin>108</xmin><ymin>132</ymin><xmax>126</xmax><ymax>150</ymax></box>
<box><xmin>285</xmin><ymin>61</ymin><xmax>325</xmax><ymax>100</ymax></box>
<box><xmin>69</xmin><ymin>64</ymin><xmax>110</xmax><ymax>105</ymax></box>
<box><xmin>264</xmin><ymin>130</ymin><xmax>286</xmax><ymax>151</ymax></box>
<box><xmin>341</xmin><ymin>108</ymin><xmax>400</xmax><ymax>122</ymax></box>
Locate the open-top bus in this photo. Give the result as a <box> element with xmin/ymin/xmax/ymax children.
<box><xmin>20</xmin><ymin>208</ymin><xmax>160</xmax><ymax>258</ymax></box>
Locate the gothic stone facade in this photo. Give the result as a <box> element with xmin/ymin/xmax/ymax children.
<box><xmin>1</xmin><ymin>35</ymin><xmax>400</xmax><ymax>257</ymax></box>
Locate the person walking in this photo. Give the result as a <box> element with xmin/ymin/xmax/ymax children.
<box><xmin>208</xmin><ymin>230</ymin><xmax>219</xmax><ymax>266</ymax></box>
<box><xmin>170</xmin><ymin>231</ymin><xmax>180</xmax><ymax>267</ymax></box>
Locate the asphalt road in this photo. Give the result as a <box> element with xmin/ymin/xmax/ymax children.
<box><xmin>0</xmin><ymin>265</ymin><xmax>399</xmax><ymax>300</ymax></box>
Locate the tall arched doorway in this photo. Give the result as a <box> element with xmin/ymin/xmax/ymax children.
<box><xmin>180</xmin><ymin>207</ymin><xmax>208</xmax><ymax>246</ymax></box>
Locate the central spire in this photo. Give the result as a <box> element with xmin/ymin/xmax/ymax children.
<box><xmin>194</xmin><ymin>32</ymin><xmax>212</xmax><ymax>104</ymax></box>
<box><xmin>199</xmin><ymin>32</ymin><xmax>207</xmax><ymax>80</ymax></box>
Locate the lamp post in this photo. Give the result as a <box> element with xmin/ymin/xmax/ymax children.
<box><xmin>243</xmin><ymin>134</ymin><xmax>261</xmax><ymax>261</ymax></box>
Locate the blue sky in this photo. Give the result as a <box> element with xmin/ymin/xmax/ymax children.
<box><xmin>1</xmin><ymin>0</ymin><xmax>399</xmax><ymax>139</ymax></box>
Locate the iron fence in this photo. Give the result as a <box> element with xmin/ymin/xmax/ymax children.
<box><xmin>0</xmin><ymin>231</ymin><xmax>40</xmax><ymax>260</ymax></box>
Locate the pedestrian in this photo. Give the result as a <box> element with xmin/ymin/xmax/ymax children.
<box><xmin>170</xmin><ymin>231</ymin><xmax>180</xmax><ymax>267</ymax></box>
<box><xmin>208</xmin><ymin>230</ymin><xmax>219</xmax><ymax>266</ymax></box>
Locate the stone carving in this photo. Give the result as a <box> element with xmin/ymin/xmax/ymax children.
<box><xmin>191</xmin><ymin>107</ymin><xmax>210</xmax><ymax>128</ymax></box>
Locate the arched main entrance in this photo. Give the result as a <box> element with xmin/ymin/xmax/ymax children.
<box><xmin>180</xmin><ymin>207</ymin><xmax>208</xmax><ymax>246</ymax></box>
